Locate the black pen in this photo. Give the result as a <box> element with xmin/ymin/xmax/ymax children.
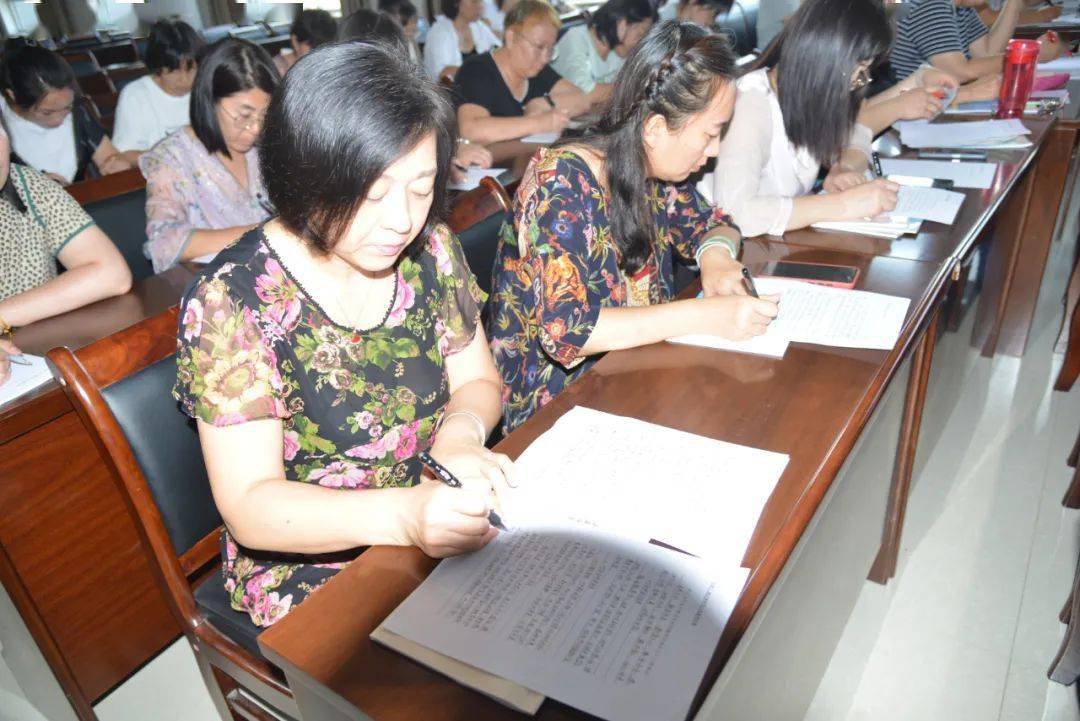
<box><xmin>418</xmin><ymin>450</ymin><xmax>507</xmax><ymax>531</ymax></box>
<box><xmin>871</xmin><ymin>151</ymin><xmax>884</xmax><ymax>178</ymax></box>
<box><xmin>741</xmin><ymin>267</ymin><xmax>759</xmax><ymax>298</ymax></box>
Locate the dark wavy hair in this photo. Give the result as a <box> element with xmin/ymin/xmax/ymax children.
<box><xmin>339</xmin><ymin>8</ymin><xmax>411</xmax><ymax>58</ymax></box>
<box><xmin>590</xmin><ymin>0</ymin><xmax>658</xmax><ymax>50</ymax></box>
<box><xmin>144</xmin><ymin>19</ymin><xmax>204</xmax><ymax>74</ymax></box>
<box><xmin>259</xmin><ymin>41</ymin><xmax>456</xmax><ymax>255</ymax></box>
<box><xmin>291</xmin><ymin>9</ymin><xmax>339</xmax><ymax>49</ymax></box>
<box><xmin>564</xmin><ymin>21</ymin><xmax>735</xmax><ymax>274</ymax></box>
<box><xmin>756</xmin><ymin>0</ymin><xmax>890</xmax><ymax>164</ymax></box>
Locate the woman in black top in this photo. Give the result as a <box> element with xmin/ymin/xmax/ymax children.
<box><xmin>454</xmin><ymin>0</ymin><xmax>589</xmax><ymax>144</ymax></box>
<box><xmin>0</xmin><ymin>42</ymin><xmax>131</xmax><ymax>185</ymax></box>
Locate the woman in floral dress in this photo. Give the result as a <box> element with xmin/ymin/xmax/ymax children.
<box><xmin>488</xmin><ymin>22</ymin><xmax>780</xmax><ymax>433</ymax></box>
<box><xmin>174</xmin><ymin>42</ymin><xmax>512</xmax><ymax>627</ymax></box>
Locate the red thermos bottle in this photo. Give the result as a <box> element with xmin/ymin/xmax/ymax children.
<box><xmin>996</xmin><ymin>39</ymin><xmax>1040</xmax><ymax>119</ymax></box>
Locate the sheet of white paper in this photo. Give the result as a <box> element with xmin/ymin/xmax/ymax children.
<box><xmin>890</xmin><ymin>185</ymin><xmax>965</xmax><ymax>225</ymax></box>
<box><xmin>879</xmin><ymin>158</ymin><xmax>997</xmax><ymax>189</ymax></box>
<box><xmin>666</xmin><ymin>331</ymin><xmax>789</xmax><ymax>358</ymax></box>
<box><xmin>448</xmin><ymin>167</ymin><xmax>507</xmax><ymax>191</ymax></box>
<box><xmin>755</xmin><ymin>277</ymin><xmax>911</xmax><ymax>350</ymax></box>
<box><xmin>383</xmin><ymin>526</ymin><xmax>749</xmax><ymax>721</ymax></box>
<box><xmin>1051</xmin><ymin>11</ymin><xmax>1080</xmax><ymax>23</ymax></box>
<box><xmin>1032</xmin><ymin>89</ymin><xmax>1071</xmax><ymax>101</ymax></box>
<box><xmin>191</xmin><ymin>252</ymin><xmax>217</xmax><ymax>264</ymax></box>
<box><xmin>503</xmin><ymin>407</ymin><xmax>788</xmax><ymax>564</ymax></box>
<box><xmin>1039</xmin><ymin>57</ymin><xmax>1080</xmax><ymax>77</ymax></box>
<box><xmin>811</xmin><ymin>217</ymin><xmax>922</xmax><ymax>239</ymax></box>
<box><xmin>894</xmin><ymin>118</ymin><xmax>1030</xmax><ymax>148</ymax></box>
<box><xmin>520</xmin><ymin>131</ymin><xmax>560</xmax><ymax>144</ymax></box>
<box><xmin>0</xmin><ymin>354</ymin><xmax>53</xmax><ymax>407</ymax></box>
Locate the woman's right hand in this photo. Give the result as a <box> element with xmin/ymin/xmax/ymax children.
<box><xmin>1038</xmin><ymin>32</ymin><xmax>1065</xmax><ymax>63</ymax></box>
<box><xmin>838</xmin><ymin>178</ymin><xmax>900</xmax><ymax>220</ymax></box>
<box><xmin>0</xmin><ymin>338</ymin><xmax>21</xmax><ymax>387</ymax></box>
<box><xmin>693</xmin><ymin>294</ymin><xmax>779</xmax><ymax>341</ymax></box>
<box><xmin>402</xmin><ymin>479</ymin><xmax>498</xmax><ymax>558</ymax></box>
<box><xmin>541</xmin><ymin>108</ymin><xmax>571</xmax><ymax>135</ymax></box>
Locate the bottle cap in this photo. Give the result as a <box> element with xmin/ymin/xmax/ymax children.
<box><xmin>1006</xmin><ymin>39</ymin><xmax>1040</xmax><ymax>63</ymax></box>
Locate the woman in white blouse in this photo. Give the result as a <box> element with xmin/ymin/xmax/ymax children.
<box><xmin>424</xmin><ymin>0</ymin><xmax>501</xmax><ymax>82</ymax></box>
<box><xmin>702</xmin><ymin>0</ymin><xmax>902</xmax><ymax>238</ymax></box>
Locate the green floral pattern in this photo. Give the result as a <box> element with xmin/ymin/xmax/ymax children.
<box><xmin>174</xmin><ymin>225</ymin><xmax>484</xmax><ymax>627</ymax></box>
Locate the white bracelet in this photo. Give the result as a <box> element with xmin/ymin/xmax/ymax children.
<box><xmin>440</xmin><ymin>410</ymin><xmax>487</xmax><ymax>445</ymax></box>
<box><xmin>695</xmin><ymin>237</ymin><xmax>738</xmax><ymax>268</ymax></box>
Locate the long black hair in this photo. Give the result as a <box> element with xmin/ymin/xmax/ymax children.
<box><xmin>260</xmin><ymin>41</ymin><xmax>456</xmax><ymax>255</ymax></box>
<box><xmin>565</xmin><ymin>21</ymin><xmax>735</xmax><ymax>274</ymax></box>
<box><xmin>339</xmin><ymin>8</ymin><xmax>411</xmax><ymax>58</ymax></box>
<box><xmin>590</xmin><ymin>0</ymin><xmax>657</xmax><ymax>50</ymax></box>
<box><xmin>756</xmin><ymin>0</ymin><xmax>890</xmax><ymax>165</ymax></box>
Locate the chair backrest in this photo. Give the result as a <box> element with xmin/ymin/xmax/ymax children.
<box><xmin>716</xmin><ymin>0</ymin><xmax>758</xmax><ymax>56</ymax></box>
<box><xmin>258</xmin><ymin>36</ymin><xmax>291</xmax><ymax>56</ymax></box>
<box><xmin>63</xmin><ymin>50</ymin><xmax>101</xmax><ymax>78</ymax></box>
<box><xmin>76</xmin><ymin>70</ymin><xmax>115</xmax><ymax>97</ymax></box>
<box><xmin>92</xmin><ymin>41</ymin><xmax>139</xmax><ymax>68</ymax></box>
<box><xmin>106</xmin><ymin>62</ymin><xmax>149</xmax><ymax>92</ymax></box>
<box><xmin>447</xmin><ymin>177</ymin><xmax>512</xmax><ymax>295</ymax></box>
<box><xmin>86</xmin><ymin>91</ymin><xmax>118</xmax><ymax>132</ymax></box>
<box><xmin>48</xmin><ymin>308</ymin><xmax>221</xmax><ymax>629</ymax></box>
<box><xmin>66</xmin><ymin>168</ymin><xmax>153</xmax><ymax>281</ymax></box>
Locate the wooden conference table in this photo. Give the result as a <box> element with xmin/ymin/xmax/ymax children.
<box><xmin>257</xmin><ymin>117</ymin><xmax>1068</xmax><ymax>720</ymax></box>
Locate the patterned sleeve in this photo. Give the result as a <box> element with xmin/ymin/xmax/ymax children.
<box><xmin>520</xmin><ymin>155</ymin><xmax>608</xmax><ymax>370</ymax></box>
<box><xmin>174</xmin><ymin>275</ymin><xmax>290</xmax><ymax>427</ymax></box>
<box><xmin>656</xmin><ymin>180</ymin><xmax>740</xmax><ymax>263</ymax></box>
<box><xmin>140</xmin><ymin>143</ymin><xmax>194</xmax><ymax>273</ymax></box>
<box><xmin>18</xmin><ymin>166</ymin><xmax>94</xmax><ymax>256</ymax></box>
<box><xmin>427</xmin><ymin>224</ymin><xmax>487</xmax><ymax>356</ymax></box>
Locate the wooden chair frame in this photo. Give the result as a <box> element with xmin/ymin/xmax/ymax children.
<box><xmin>48</xmin><ymin>309</ymin><xmax>297</xmax><ymax>721</ymax></box>
<box><xmin>446</xmin><ymin>176</ymin><xmax>512</xmax><ymax>234</ymax></box>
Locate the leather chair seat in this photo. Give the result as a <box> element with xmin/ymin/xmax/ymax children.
<box><xmin>193</xmin><ymin>571</ymin><xmax>264</xmax><ymax>659</ymax></box>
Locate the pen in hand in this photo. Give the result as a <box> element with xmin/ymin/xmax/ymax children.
<box><xmin>741</xmin><ymin>267</ymin><xmax>760</xmax><ymax>298</ymax></box>
<box><xmin>418</xmin><ymin>450</ymin><xmax>507</xmax><ymax>531</ymax></box>
<box><xmin>871</xmin><ymin>151</ymin><xmax>884</xmax><ymax>179</ymax></box>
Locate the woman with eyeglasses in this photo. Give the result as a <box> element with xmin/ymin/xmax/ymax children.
<box><xmin>551</xmin><ymin>0</ymin><xmax>657</xmax><ymax>109</ymax></box>
<box><xmin>700</xmin><ymin>0</ymin><xmax>901</xmax><ymax>238</ymax></box>
<box><xmin>140</xmin><ymin>39</ymin><xmax>279</xmax><ymax>273</ymax></box>
<box><xmin>0</xmin><ymin>42</ymin><xmax>132</xmax><ymax>186</ymax></box>
<box><xmin>454</xmin><ymin>0</ymin><xmax>589</xmax><ymax>144</ymax></box>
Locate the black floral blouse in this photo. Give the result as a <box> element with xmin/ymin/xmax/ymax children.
<box><xmin>174</xmin><ymin>224</ymin><xmax>484</xmax><ymax>627</ymax></box>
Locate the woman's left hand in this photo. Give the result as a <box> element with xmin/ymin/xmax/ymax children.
<box><xmin>823</xmin><ymin>167</ymin><xmax>870</xmax><ymax>193</ymax></box>
<box><xmin>700</xmin><ymin>247</ymin><xmax>746</xmax><ymax>298</ymax></box>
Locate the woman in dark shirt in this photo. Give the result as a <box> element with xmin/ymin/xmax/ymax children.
<box><xmin>454</xmin><ymin>0</ymin><xmax>589</xmax><ymax>143</ymax></box>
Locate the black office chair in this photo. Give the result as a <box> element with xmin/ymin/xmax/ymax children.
<box><xmin>82</xmin><ymin>184</ymin><xmax>154</xmax><ymax>282</ymax></box>
<box><xmin>49</xmin><ymin>309</ymin><xmax>299</xmax><ymax>721</ymax></box>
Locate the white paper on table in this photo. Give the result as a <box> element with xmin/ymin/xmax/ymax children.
<box><xmin>893</xmin><ymin>118</ymin><xmax>1030</xmax><ymax>148</ymax></box>
<box><xmin>811</xmin><ymin>216</ymin><xmax>922</xmax><ymax>239</ymax></box>
<box><xmin>755</xmin><ymin>277</ymin><xmax>911</xmax><ymax>350</ymax></box>
<box><xmin>879</xmin><ymin>158</ymin><xmax>997</xmax><ymax>189</ymax></box>
<box><xmin>0</xmin><ymin>354</ymin><xmax>53</xmax><ymax>407</ymax></box>
<box><xmin>520</xmin><ymin>131</ymin><xmax>560</xmax><ymax>144</ymax></box>
<box><xmin>503</xmin><ymin>406</ymin><xmax>788</xmax><ymax>564</ymax></box>
<box><xmin>448</xmin><ymin>167</ymin><xmax>507</xmax><ymax>191</ymax></box>
<box><xmin>191</xmin><ymin>252</ymin><xmax>217</xmax><ymax>264</ymax></box>
<box><xmin>1032</xmin><ymin>89</ymin><xmax>1071</xmax><ymax>101</ymax></box>
<box><xmin>1051</xmin><ymin>11</ymin><xmax>1080</xmax><ymax>23</ymax></box>
<box><xmin>382</xmin><ymin>525</ymin><xmax>750</xmax><ymax>721</ymax></box>
<box><xmin>667</xmin><ymin>330</ymin><xmax>790</xmax><ymax>358</ymax></box>
<box><xmin>1039</xmin><ymin>56</ymin><xmax>1080</xmax><ymax>77</ymax></box>
<box><xmin>889</xmin><ymin>185</ymin><xmax>965</xmax><ymax>225</ymax></box>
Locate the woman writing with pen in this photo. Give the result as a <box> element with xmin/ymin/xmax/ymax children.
<box><xmin>487</xmin><ymin>22</ymin><xmax>779</xmax><ymax>433</ymax></box>
<box><xmin>175</xmin><ymin>41</ymin><xmax>512</xmax><ymax>629</ymax></box>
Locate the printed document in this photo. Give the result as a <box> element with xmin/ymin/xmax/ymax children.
<box><xmin>894</xmin><ymin>118</ymin><xmax>1030</xmax><ymax>148</ymax></box>
<box><xmin>448</xmin><ymin>167</ymin><xmax>506</xmax><ymax>191</ymax></box>
<box><xmin>880</xmin><ymin>158</ymin><xmax>997</xmax><ymax>189</ymax></box>
<box><xmin>0</xmin><ymin>354</ymin><xmax>53</xmax><ymax>407</ymax></box>
<box><xmin>890</xmin><ymin>185</ymin><xmax>965</xmax><ymax>225</ymax></box>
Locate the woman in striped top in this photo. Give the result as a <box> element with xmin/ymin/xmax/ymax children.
<box><xmin>890</xmin><ymin>0</ymin><xmax>1062</xmax><ymax>91</ymax></box>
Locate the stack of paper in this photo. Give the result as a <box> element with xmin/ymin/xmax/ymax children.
<box><xmin>1032</xmin><ymin>89</ymin><xmax>1071</xmax><ymax>102</ymax></box>
<box><xmin>520</xmin><ymin>131</ymin><xmax>560</xmax><ymax>144</ymax></box>
<box><xmin>1051</xmin><ymin>11</ymin><xmax>1080</xmax><ymax>23</ymax></box>
<box><xmin>669</xmin><ymin>277</ymin><xmax>911</xmax><ymax>355</ymax></box>
<box><xmin>448</xmin><ymin>167</ymin><xmax>506</xmax><ymax>191</ymax></box>
<box><xmin>811</xmin><ymin>184</ymin><xmax>964</xmax><ymax>238</ymax></box>
<box><xmin>0</xmin><ymin>354</ymin><xmax>54</xmax><ymax>407</ymax></box>
<box><xmin>376</xmin><ymin>407</ymin><xmax>780</xmax><ymax>720</ymax></box>
<box><xmin>879</xmin><ymin>158</ymin><xmax>997</xmax><ymax>189</ymax></box>
<box><xmin>813</xmin><ymin>216</ymin><xmax>922</xmax><ymax>239</ymax></box>
<box><xmin>894</xmin><ymin>118</ymin><xmax>1032</xmax><ymax>149</ymax></box>
<box><xmin>1039</xmin><ymin>57</ymin><xmax>1080</xmax><ymax>78</ymax></box>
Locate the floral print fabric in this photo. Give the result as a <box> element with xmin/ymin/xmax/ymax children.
<box><xmin>174</xmin><ymin>224</ymin><xmax>484</xmax><ymax>627</ymax></box>
<box><xmin>487</xmin><ymin>148</ymin><xmax>736</xmax><ymax>433</ymax></box>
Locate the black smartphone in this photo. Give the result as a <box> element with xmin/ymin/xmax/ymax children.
<box><xmin>759</xmin><ymin>261</ymin><xmax>860</xmax><ymax>289</ymax></box>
